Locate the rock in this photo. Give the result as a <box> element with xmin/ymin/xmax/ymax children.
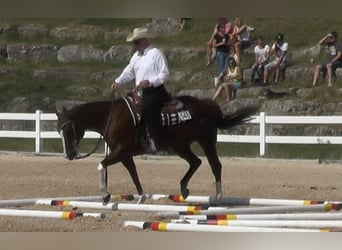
<box><xmin>7</xmin><ymin>97</ymin><xmax>55</xmax><ymax>113</ymax></box>
<box><xmin>168</xmin><ymin>70</ymin><xmax>190</xmax><ymax>83</ymax></box>
<box><xmin>1</xmin><ymin>24</ymin><xmax>15</xmax><ymax>36</ymax></box>
<box><xmin>91</xmin><ymin>70</ymin><xmax>120</xmax><ymax>83</ymax></box>
<box><xmin>145</xmin><ymin>18</ymin><xmax>182</xmax><ymax>37</ymax></box>
<box><xmin>264</xmin><ymin>99</ymin><xmax>327</xmax><ymax>115</ymax></box>
<box><xmin>164</xmin><ymin>47</ymin><xmax>201</xmax><ymax>62</ymax></box>
<box><xmin>66</xmin><ymin>86</ymin><xmax>101</xmax><ymax>97</ymax></box>
<box><xmin>177</xmin><ymin>88</ymin><xmax>215</xmax><ymax>99</ymax></box>
<box><xmin>337</xmin><ymin>68</ymin><xmax>342</xmax><ymax>78</ymax></box>
<box><xmin>7</xmin><ymin>44</ymin><xmax>58</xmax><ymax>63</ymax></box>
<box><xmin>49</xmin><ymin>26</ymin><xmax>104</xmax><ymax>41</ymax></box>
<box><xmin>237</xmin><ymin>87</ymin><xmax>262</xmax><ymax>98</ymax></box>
<box><xmin>103</xmin><ymin>45</ymin><xmax>134</xmax><ymax>63</ymax></box>
<box><xmin>296</xmin><ymin>88</ymin><xmax>315</xmax><ymax>99</ymax></box>
<box><xmin>17</xmin><ymin>25</ymin><xmax>49</xmax><ymax>39</ymax></box>
<box><xmin>55</xmin><ymin>100</ymin><xmax>85</xmax><ymax>112</ymax></box>
<box><xmin>57</xmin><ymin>45</ymin><xmax>104</xmax><ymax>63</ymax></box>
<box><xmin>285</xmin><ymin>66</ymin><xmax>314</xmax><ymax>79</ymax></box>
<box><xmin>0</xmin><ymin>67</ymin><xmax>21</xmax><ymax>77</ymax></box>
<box><xmin>221</xmin><ymin>98</ymin><xmax>260</xmax><ymax>115</ymax></box>
<box><xmin>189</xmin><ymin>71</ymin><xmax>216</xmax><ymax>84</ymax></box>
<box><xmin>104</xmin><ymin>30</ymin><xmax>130</xmax><ymax>41</ymax></box>
<box><xmin>291</xmin><ymin>44</ymin><xmax>321</xmax><ymax>60</ymax></box>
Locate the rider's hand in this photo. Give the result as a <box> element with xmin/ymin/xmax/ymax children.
<box><xmin>139</xmin><ymin>80</ymin><xmax>151</xmax><ymax>88</ymax></box>
<box><xmin>111</xmin><ymin>82</ymin><xmax>118</xmax><ymax>92</ymax></box>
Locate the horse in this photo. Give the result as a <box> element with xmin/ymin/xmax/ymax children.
<box><xmin>56</xmin><ymin>93</ymin><xmax>258</xmax><ymax>203</ymax></box>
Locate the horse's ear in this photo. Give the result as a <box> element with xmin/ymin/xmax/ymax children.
<box><xmin>55</xmin><ymin>106</ymin><xmax>68</xmax><ymax>118</ymax></box>
<box><xmin>55</xmin><ymin>106</ymin><xmax>61</xmax><ymax>118</ymax></box>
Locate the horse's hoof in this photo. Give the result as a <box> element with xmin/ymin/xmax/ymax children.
<box><xmin>181</xmin><ymin>188</ymin><xmax>190</xmax><ymax>199</ymax></box>
<box><xmin>216</xmin><ymin>192</ymin><xmax>222</xmax><ymax>201</ymax></box>
<box><xmin>102</xmin><ymin>192</ymin><xmax>111</xmax><ymax>204</ymax></box>
<box><xmin>137</xmin><ymin>194</ymin><xmax>147</xmax><ymax>204</ymax></box>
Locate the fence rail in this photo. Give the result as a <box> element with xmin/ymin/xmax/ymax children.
<box><xmin>1</xmin><ymin>110</ymin><xmax>342</xmax><ymax>156</ymax></box>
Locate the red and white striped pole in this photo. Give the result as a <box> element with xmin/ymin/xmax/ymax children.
<box><xmin>123</xmin><ymin>221</ymin><xmax>336</xmax><ymax>232</ymax></box>
<box><xmin>180</xmin><ymin>212</ymin><xmax>342</xmax><ymax>221</ymax></box>
<box><xmin>36</xmin><ymin>199</ymin><xmax>210</xmax><ymax>212</ymax></box>
<box><xmin>158</xmin><ymin>203</ymin><xmax>342</xmax><ymax>217</ymax></box>
<box><xmin>167</xmin><ymin>194</ymin><xmax>335</xmax><ymax>206</ymax></box>
<box><xmin>0</xmin><ymin>208</ymin><xmax>105</xmax><ymax>219</ymax></box>
<box><xmin>170</xmin><ymin>219</ymin><xmax>342</xmax><ymax>229</ymax></box>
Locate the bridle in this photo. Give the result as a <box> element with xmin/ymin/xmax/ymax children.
<box><xmin>59</xmin><ymin>120</ymin><xmax>83</xmax><ymax>159</ymax></box>
<box><xmin>59</xmin><ymin>95</ymin><xmax>115</xmax><ymax>159</ymax></box>
<box><xmin>60</xmin><ymin>114</ymin><xmax>111</xmax><ymax>159</ymax></box>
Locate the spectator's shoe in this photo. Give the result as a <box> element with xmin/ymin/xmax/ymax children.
<box><xmin>206</xmin><ymin>60</ymin><xmax>212</xmax><ymax>66</ymax></box>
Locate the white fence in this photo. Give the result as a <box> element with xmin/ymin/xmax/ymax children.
<box><xmin>1</xmin><ymin>110</ymin><xmax>342</xmax><ymax>156</ymax></box>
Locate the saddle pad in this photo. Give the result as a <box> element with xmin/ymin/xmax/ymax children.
<box><xmin>122</xmin><ymin>96</ymin><xmax>192</xmax><ymax>127</ymax></box>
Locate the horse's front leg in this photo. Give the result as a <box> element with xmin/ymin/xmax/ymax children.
<box><xmin>97</xmin><ymin>148</ymin><xmax>121</xmax><ymax>203</ymax></box>
<box><xmin>97</xmin><ymin>163</ymin><xmax>111</xmax><ymax>203</ymax></box>
<box><xmin>121</xmin><ymin>156</ymin><xmax>146</xmax><ymax>204</ymax></box>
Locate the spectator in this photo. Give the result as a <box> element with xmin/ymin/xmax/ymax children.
<box><xmin>251</xmin><ymin>36</ymin><xmax>270</xmax><ymax>84</ymax></box>
<box><xmin>212</xmin><ymin>57</ymin><xmax>243</xmax><ymax>103</ymax></box>
<box><xmin>263</xmin><ymin>33</ymin><xmax>289</xmax><ymax>85</ymax></box>
<box><xmin>212</xmin><ymin>22</ymin><xmax>231</xmax><ymax>87</ymax></box>
<box><xmin>206</xmin><ymin>18</ymin><xmax>233</xmax><ymax>66</ymax></box>
<box><xmin>312</xmin><ymin>31</ymin><xmax>342</xmax><ymax>87</ymax></box>
<box><xmin>231</xmin><ymin>17</ymin><xmax>252</xmax><ymax>64</ymax></box>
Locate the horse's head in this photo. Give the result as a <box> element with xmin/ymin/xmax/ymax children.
<box><xmin>56</xmin><ymin>107</ymin><xmax>85</xmax><ymax>160</ymax></box>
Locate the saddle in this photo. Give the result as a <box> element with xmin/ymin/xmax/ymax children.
<box><xmin>123</xmin><ymin>90</ymin><xmax>192</xmax><ymax>127</ymax></box>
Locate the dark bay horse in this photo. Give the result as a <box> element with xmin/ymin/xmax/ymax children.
<box><xmin>56</xmin><ymin>94</ymin><xmax>258</xmax><ymax>203</ymax></box>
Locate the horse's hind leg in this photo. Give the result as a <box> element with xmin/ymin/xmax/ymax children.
<box><xmin>174</xmin><ymin>145</ymin><xmax>202</xmax><ymax>199</ymax></box>
<box><xmin>198</xmin><ymin>139</ymin><xmax>222</xmax><ymax>201</ymax></box>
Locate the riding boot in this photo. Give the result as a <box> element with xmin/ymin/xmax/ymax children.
<box><xmin>141</xmin><ymin>84</ymin><xmax>170</xmax><ymax>152</ymax></box>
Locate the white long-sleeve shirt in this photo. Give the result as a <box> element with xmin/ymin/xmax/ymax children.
<box><xmin>115</xmin><ymin>45</ymin><xmax>169</xmax><ymax>87</ymax></box>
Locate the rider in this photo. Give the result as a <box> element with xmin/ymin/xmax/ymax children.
<box><xmin>111</xmin><ymin>27</ymin><xmax>170</xmax><ymax>152</ymax></box>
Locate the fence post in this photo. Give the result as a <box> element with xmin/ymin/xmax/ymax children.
<box><xmin>259</xmin><ymin>112</ymin><xmax>266</xmax><ymax>156</ymax></box>
<box><xmin>35</xmin><ymin>110</ymin><xmax>42</xmax><ymax>153</ymax></box>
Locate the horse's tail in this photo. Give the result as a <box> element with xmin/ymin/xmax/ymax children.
<box><xmin>216</xmin><ymin>105</ymin><xmax>259</xmax><ymax>130</ymax></box>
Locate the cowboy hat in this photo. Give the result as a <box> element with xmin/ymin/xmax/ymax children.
<box><xmin>126</xmin><ymin>27</ymin><xmax>155</xmax><ymax>42</ymax></box>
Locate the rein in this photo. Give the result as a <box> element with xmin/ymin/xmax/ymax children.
<box><xmin>76</xmin><ymin>92</ymin><xmax>116</xmax><ymax>159</ymax></box>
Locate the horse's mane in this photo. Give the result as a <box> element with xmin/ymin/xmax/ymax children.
<box><xmin>67</xmin><ymin>100</ymin><xmax>114</xmax><ymax>115</ymax></box>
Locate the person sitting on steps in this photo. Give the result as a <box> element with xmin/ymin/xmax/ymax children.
<box><xmin>312</xmin><ymin>31</ymin><xmax>342</xmax><ymax>87</ymax></box>
<box><xmin>251</xmin><ymin>36</ymin><xmax>270</xmax><ymax>85</ymax></box>
<box><xmin>212</xmin><ymin>57</ymin><xmax>243</xmax><ymax>103</ymax></box>
<box><xmin>263</xmin><ymin>33</ymin><xmax>289</xmax><ymax>85</ymax></box>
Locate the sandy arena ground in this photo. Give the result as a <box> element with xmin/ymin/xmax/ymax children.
<box><xmin>1</xmin><ymin>152</ymin><xmax>342</xmax><ymax>232</ymax></box>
